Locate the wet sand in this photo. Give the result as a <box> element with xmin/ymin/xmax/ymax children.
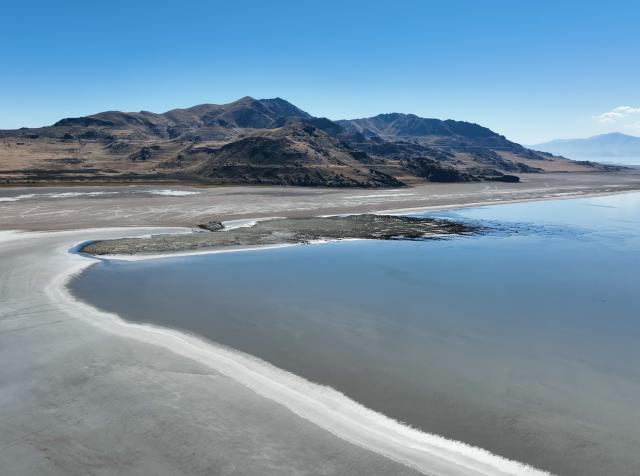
<box><xmin>0</xmin><ymin>229</ymin><xmax>549</xmax><ymax>476</ymax></box>
<box><xmin>0</xmin><ymin>229</ymin><xmax>428</xmax><ymax>476</ymax></box>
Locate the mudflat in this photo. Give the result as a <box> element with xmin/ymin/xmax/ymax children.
<box><xmin>1</xmin><ymin>171</ymin><xmax>640</xmax><ymax>232</ymax></box>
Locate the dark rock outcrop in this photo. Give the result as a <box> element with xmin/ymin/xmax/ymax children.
<box><xmin>405</xmin><ymin>157</ymin><xmax>474</xmax><ymax>182</ymax></box>
<box><xmin>197</xmin><ymin>220</ymin><xmax>225</xmax><ymax>232</ymax></box>
<box><xmin>485</xmin><ymin>174</ymin><xmax>520</xmax><ymax>183</ymax></box>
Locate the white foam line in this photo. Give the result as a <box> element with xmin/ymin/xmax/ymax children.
<box><xmin>0</xmin><ymin>189</ymin><xmax>200</xmax><ymax>202</ymax></box>
<box><xmin>0</xmin><ymin>194</ymin><xmax>35</xmax><ymax>202</ymax></box>
<box><xmin>316</xmin><ymin>212</ymin><xmax>359</xmax><ymax>218</ymax></box>
<box><xmin>97</xmin><ymin>243</ymin><xmax>297</xmax><ymax>262</ymax></box>
<box><xmin>344</xmin><ymin>193</ymin><xmax>418</xmax><ymax>199</ymax></box>
<box><xmin>221</xmin><ymin>216</ymin><xmax>285</xmax><ymax>230</ymax></box>
<box><xmin>307</xmin><ymin>238</ymin><xmax>363</xmax><ymax>245</ymax></box>
<box><xmin>0</xmin><ymin>191</ymin><xmax>120</xmax><ymax>202</ymax></box>
<box><xmin>23</xmin><ymin>227</ymin><xmax>553</xmax><ymax>475</ymax></box>
<box><xmin>145</xmin><ymin>189</ymin><xmax>200</xmax><ymax>196</ymax></box>
<box><xmin>46</xmin><ymin>191</ymin><xmax>121</xmax><ymax>198</ymax></box>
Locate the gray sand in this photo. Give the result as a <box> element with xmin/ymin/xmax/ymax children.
<box><xmin>0</xmin><ymin>229</ymin><xmax>423</xmax><ymax>476</ymax></box>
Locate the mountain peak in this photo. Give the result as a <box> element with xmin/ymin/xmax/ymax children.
<box><xmin>593</xmin><ymin>132</ymin><xmax>638</xmax><ymax>139</ymax></box>
<box><xmin>338</xmin><ymin>112</ymin><xmax>501</xmax><ymax>143</ymax></box>
<box><xmin>231</xmin><ymin>95</ymin><xmax>257</xmax><ymax>104</ymax></box>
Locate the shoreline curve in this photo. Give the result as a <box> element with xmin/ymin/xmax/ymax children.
<box><xmin>44</xmin><ymin>227</ymin><xmax>553</xmax><ymax>476</ymax></box>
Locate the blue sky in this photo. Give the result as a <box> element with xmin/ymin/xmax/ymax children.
<box><xmin>1</xmin><ymin>0</ymin><xmax>638</xmax><ymax>143</ymax></box>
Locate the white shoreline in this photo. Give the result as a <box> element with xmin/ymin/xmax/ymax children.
<box><xmin>95</xmin><ymin>242</ymin><xmax>298</xmax><ymax>262</ymax></box>
<box><xmin>26</xmin><ymin>225</ymin><xmax>549</xmax><ymax>476</ymax></box>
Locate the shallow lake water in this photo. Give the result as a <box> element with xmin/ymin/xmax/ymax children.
<box><xmin>71</xmin><ymin>192</ymin><xmax>640</xmax><ymax>476</ymax></box>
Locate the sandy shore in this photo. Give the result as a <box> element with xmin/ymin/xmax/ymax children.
<box><xmin>3</xmin><ymin>173</ymin><xmax>639</xmax><ymax>475</ymax></box>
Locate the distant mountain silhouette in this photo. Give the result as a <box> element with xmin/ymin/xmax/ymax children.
<box><xmin>0</xmin><ymin>97</ymin><xmax>609</xmax><ymax>187</ymax></box>
<box><xmin>532</xmin><ymin>133</ymin><xmax>640</xmax><ymax>158</ymax></box>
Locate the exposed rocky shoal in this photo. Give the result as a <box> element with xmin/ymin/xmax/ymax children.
<box><xmin>81</xmin><ymin>214</ymin><xmax>479</xmax><ymax>256</ymax></box>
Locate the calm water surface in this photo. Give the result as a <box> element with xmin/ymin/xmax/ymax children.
<box><xmin>71</xmin><ymin>192</ymin><xmax>640</xmax><ymax>476</ymax></box>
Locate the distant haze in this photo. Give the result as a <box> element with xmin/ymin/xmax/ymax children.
<box><xmin>531</xmin><ymin>133</ymin><xmax>640</xmax><ymax>165</ymax></box>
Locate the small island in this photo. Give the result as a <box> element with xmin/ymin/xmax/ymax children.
<box><xmin>80</xmin><ymin>214</ymin><xmax>479</xmax><ymax>256</ymax></box>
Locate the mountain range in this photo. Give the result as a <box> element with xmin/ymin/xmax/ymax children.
<box><xmin>532</xmin><ymin>133</ymin><xmax>640</xmax><ymax>159</ymax></box>
<box><xmin>0</xmin><ymin>97</ymin><xmax>610</xmax><ymax>187</ymax></box>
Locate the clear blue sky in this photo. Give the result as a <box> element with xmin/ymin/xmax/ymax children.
<box><xmin>1</xmin><ymin>0</ymin><xmax>638</xmax><ymax>144</ymax></box>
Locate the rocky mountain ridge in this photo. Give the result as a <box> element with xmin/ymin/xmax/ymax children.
<box><xmin>0</xmin><ymin>97</ymin><xmax>609</xmax><ymax>187</ymax></box>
